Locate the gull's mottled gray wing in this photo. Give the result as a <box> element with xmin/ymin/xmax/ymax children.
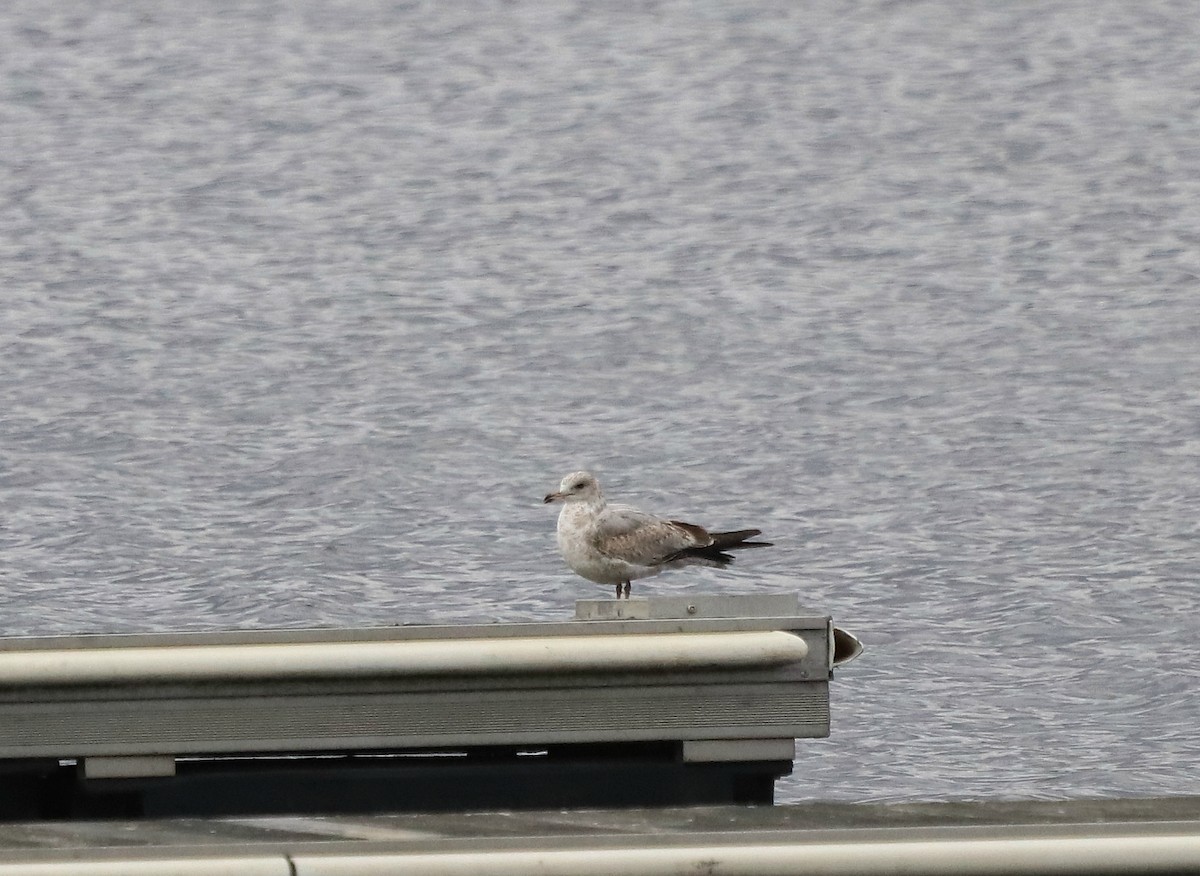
<box><xmin>592</xmin><ymin>503</ymin><xmax>712</xmax><ymax>566</ymax></box>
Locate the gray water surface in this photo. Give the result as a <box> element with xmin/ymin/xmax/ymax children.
<box><xmin>2</xmin><ymin>0</ymin><xmax>1199</xmax><ymax>803</ymax></box>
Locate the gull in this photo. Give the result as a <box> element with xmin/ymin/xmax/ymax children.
<box><xmin>543</xmin><ymin>471</ymin><xmax>771</xmax><ymax>599</ymax></box>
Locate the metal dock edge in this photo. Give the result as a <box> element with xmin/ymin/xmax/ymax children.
<box><xmin>3</xmin><ymin>801</ymin><xmax>1200</xmax><ymax>875</ymax></box>
<box><xmin>0</xmin><ymin>593</ymin><xmax>851</xmax><ymax>818</ymax></box>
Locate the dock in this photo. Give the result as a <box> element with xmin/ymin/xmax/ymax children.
<box><xmin>3</xmin><ymin>798</ymin><xmax>1200</xmax><ymax>874</ymax></box>
<box><xmin>4</xmin><ymin>593</ymin><xmax>1197</xmax><ymax>874</ymax></box>
<box><xmin>0</xmin><ymin>593</ymin><xmax>854</xmax><ymax>818</ymax></box>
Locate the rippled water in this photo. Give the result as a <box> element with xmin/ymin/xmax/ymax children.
<box><xmin>2</xmin><ymin>0</ymin><xmax>1199</xmax><ymax>804</ymax></box>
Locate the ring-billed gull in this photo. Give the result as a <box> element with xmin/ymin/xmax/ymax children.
<box><xmin>543</xmin><ymin>471</ymin><xmax>771</xmax><ymax>599</ymax></box>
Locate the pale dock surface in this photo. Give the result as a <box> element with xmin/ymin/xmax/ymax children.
<box><xmin>3</xmin><ymin>799</ymin><xmax>1200</xmax><ymax>874</ymax></box>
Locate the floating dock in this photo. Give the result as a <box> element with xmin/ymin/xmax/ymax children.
<box><xmin>3</xmin><ymin>798</ymin><xmax>1200</xmax><ymax>874</ymax></box>
<box><xmin>0</xmin><ymin>593</ymin><xmax>856</xmax><ymax>819</ymax></box>
<box><xmin>1</xmin><ymin>595</ymin><xmax>1199</xmax><ymax>873</ymax></box>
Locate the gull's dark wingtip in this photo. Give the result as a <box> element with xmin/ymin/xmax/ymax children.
<box><xmin>672</xmin><ymin>528</ymin><xmax>773</xmax><ymax>566</ymax></box>
<box><xmin>709</xmin><ymin>529</ymin><xmax>772</xmax><ymax>550</ymax></box>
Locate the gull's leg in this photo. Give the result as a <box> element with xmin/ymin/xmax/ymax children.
<box><xmin>614</xmin><ymin>582</ymin><xmax>623</xmax><ymax>599</ymax></box>
<box><xmin>622</xmin><ymin>581</ymin><xmax>631</xmax><ymax>599</ymax></box>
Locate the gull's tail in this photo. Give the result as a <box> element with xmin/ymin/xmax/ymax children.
<box><xmin>710</xmin><ymin>528</ymin><xmax>772</xmax><ymax>550</ymax></box>
<box><xmin>668</xmin><ymin>526</ymin><xmax>772</xmax><ymax>567</ymax></box>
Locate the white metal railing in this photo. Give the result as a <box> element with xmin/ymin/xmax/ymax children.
<box><xmin>0</xmin><ymin>630</ymin><xmax>807</xmax><ymax>687</ymax></box>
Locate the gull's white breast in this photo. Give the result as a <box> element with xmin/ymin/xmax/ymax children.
<box><xmin>555</xmin><ymin>504</ymin><xmax>659</xmax><ymax>585</ymax></box>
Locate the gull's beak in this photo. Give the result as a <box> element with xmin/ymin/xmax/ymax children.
<box><xmin>543</xmin><ymin>491</ymin><xmax>565</xmax><ymax>504</ymax></box>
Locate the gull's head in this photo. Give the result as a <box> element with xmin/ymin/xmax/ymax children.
<box><xmin>543</xmin><ymin>471</ymin><xmax>602</xmax><ymax>505</ymax></box>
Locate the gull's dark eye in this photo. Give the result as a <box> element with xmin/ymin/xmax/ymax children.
<box><xmin>573</xmin><ymin>481</ymin><xmax>587</xmax><ymax>490</ymax></box>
